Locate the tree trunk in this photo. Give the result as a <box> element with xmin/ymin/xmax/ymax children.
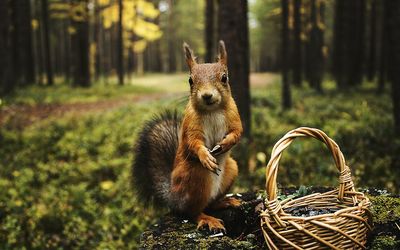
<box><xmin>167</xmin><ymin>0</ymin><xmax>176</xmax><ymax>72</ymax></box>
<box><xmin>281</xmin><ymin>0</ymin><xmax>292</xmax><ymax>109</ymax></box>
<box><xmin>21</xmin><ymin>0</ymin><xmax>35</xmax><ymax>85</ymax></box>
<box><xmin>41</xmin><ymin>0</ymin><xmax>53</xmax><ymax>86</ymax></box>
<box><xmin>292</xmin><ymin>0</ymin><xmax>302</xmax><ymax>87</ymax></box>
<box><xmin>0</xmin><ymin>0</ymin><xmax>14</xmax><ymax>94</ymax></box>
<box><xmin>367</xmin><ymin>0</ymin><xmax>377</xmax><ymax>82</ymax></box>
<box><xmin>332</xmin><ymin>0</ymin><xmax>366</xmax><ymax>88</ymax></box>
<box><xmin>218</xmin><ymin>0</ymin><xmax>251</xmax><ymax>139</ymax></box>
<box><xmin>205</xmin><ymin>0</ymin><xmax>215</xmax><ymax>63</ymax></box>
<box><xmin>387</xmin><ymin>0</ymin><xmax>400</xmax><ymax>136</ymax></box>
<box><xmin>307</xmin><ymin>0</ymin><xmax>324</xmax><ymax>93</ymax></box>
<box><xmin>117</xmin><ymin>0</ymin><xmax>124</xmax><ymax>85</ymax></box>
<box><xmin>71</xmin><ymin>1</ymin><xmax>90</xmax><ymax>87</ymax></box>
<box><xmin>378</xmin><ymin>0</ymin><xmax>388</xmax><ymax>94</ymax></box>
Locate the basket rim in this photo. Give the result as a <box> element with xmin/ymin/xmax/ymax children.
<box><xmin>263</xmin><ymin>187</ymin><xmax>371</xmax><ymax>221</ymax></box>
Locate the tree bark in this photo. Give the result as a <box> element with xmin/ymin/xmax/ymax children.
<box><xmin>307</xmin><ymin>0</ymin><xmax>324</xmax><ymax>93</ymax></box>
<box><xmin>281</xmin><ymin>0</ymin><xmax>292</xmax><ymax>109</ymax></box>
<box><xmin>218</xmin><ymin>0</ymin><xmax>251</xmax><ymax>139</ymax></box>
<box><xmin>332</xmin><ymin>0</ymin><xmax>366</xmax><ymax>88</ymax></box>
<box><xmin>367</xmin><ymin>0</ymin><xmax>377</xmax><ymax>82</ymax></box>
<box><xmin>205</xmin><ymin>0</ymin><xmax>215</xmax><ymax>63</ymax></box>
<box><xmin>378</xmin><ymin>0</ymin><xmax>388</xmax><ymax>94</ymax></box>
<box><xmin>117</xmin><ymin>0</ymin><xmax>124</xmax><ymax>85</ymax></box>
<box><xmin>71</xmin><ymin>1</ymin><xmax>90</xmax><ymax>87</ymax></box>
<box><xmin>41</xmin><ymin>0</ymin><xmax>53</xmax><ymax>86</ymax></box>
<box><xmin>0</xmin><ymin>0</ymin><xmax>14</xmax><ymax>94</ymax></box>
<box><xmin>21</xmin><ymin>0</ymin><xmax>35</xmax><ymax>84</ymax></box>
<box><xmin>387</xmin><ymin>0</ymin><xmax>400</xmax><ymax>136</ymax></box>
<box><xmin>292</xmin><ymin>0</ymin><xmax>302</xmax><ymax>87</ymax></box>
<box><xmin>167</xmin><ymin>0</ymin><xmax>176</xmax><ymax>72</ymax></box>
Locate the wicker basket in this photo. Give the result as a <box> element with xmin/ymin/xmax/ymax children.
<box><xmin>260</xmin><ymin>127</ymin><xmax>372</xmax><ymax>250</ymax></box>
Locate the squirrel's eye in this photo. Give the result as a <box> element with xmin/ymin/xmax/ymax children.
<box><xmin>221</xmin><ymin>74</ymin><xmax>228</xmax><ymax>83</ymax></box>
<box><xmin>189</xmin><ymin>77</ymin><xmax>193</xmax><ymax>85</ymax></box>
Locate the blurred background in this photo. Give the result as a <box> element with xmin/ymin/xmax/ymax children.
<box><xmin>1</xmin><ymin>0</ymin><xmax>400</xmax><ymax>248</ymax></box>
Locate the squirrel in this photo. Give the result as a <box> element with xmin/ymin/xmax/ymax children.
<box><xmin>132</xmin><ymin>41</ymin><xmax>243</xmax><ymax>233</ymax></box>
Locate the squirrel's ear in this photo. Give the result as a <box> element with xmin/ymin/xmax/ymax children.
<box><xmin>183</xmin><ymin>42</ymin><xmax>196</xmax><ymax>69</ymax></box>
<box><xmin>218</xmin><ymin>40</ymin><xmax>227</xmax><ymax>66</ymax></box>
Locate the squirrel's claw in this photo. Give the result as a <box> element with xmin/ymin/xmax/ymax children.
<box><xmin>200</xmin><ymin>149</ymin><xmax>220</xmax><ymax>175</ymax></box>
<box><xmin>209</xmin><ymin>144</ymin><xmax>222</xmax><ymax>156</ymax></box>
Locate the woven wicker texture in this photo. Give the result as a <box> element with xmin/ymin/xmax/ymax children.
<box><xmin>261</xmin><ymin>127</ymin><xmax>372</xmax><ymax>250</ymax></box>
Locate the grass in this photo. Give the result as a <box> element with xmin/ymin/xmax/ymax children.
<box><xmin>0</xmin><ymin>73</ymin><xmax>188</xmax><ymax>106</ymax></box>
<box><xmin>0</xmin><ymin>73</ymin><xmax>398</xmax><ymax>248</ymax></box>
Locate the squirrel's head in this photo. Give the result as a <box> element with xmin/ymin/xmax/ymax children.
<box><xmin>183</xmin><ymin>41</ymin><xmax>230</xmax><ymax>112</ymax></box>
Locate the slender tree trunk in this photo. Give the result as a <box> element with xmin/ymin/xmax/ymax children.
<box><xmin>41</xmin><ymin>0</ymin><xmax>53</xmax><ymax>85</ymax></box>
<box><xmin>21</xmin><ymin>0</ymin><xmax>35</xmax><ymax>84</ymax></box>
<box><xmin>293</xmin><ymin>0</ymin><xmax>302</xmax><ymax>87</ymax></box>
<box><xmin>308</xmin><ymin>0</ymin><xmax>324</xmax><ymax>92</ymax></box>
<box><xmin>34</xmin><ymin>0</ymin><xmax>44</xmax><ymax>85</ymax></box>
<box><xmin>387</xmin><ymin>0</ymin><xmax>400</xmax><ymax>136</ymax></box>
<box><xmin>0</xmin><ymin>0</ymin><xmax>14</xmax><ymax>94</ymax></box>
<box><xmin>11</xmin><ymin>0</ymin><xmax>20</xmax><ymax>85</ymax></box>
<box><xmin>93</xmin><ymin>0</ymin><xmax>101</xmax><ymax>81</ymax></box>
<box><xmin>63</xmin><ymin>19</ymin><xmax>71</xmax><ymax>83</ymax></box>
<box><xmin>281</xmin><ymin>0</ymin><xmax>292</xmax><ymax>109</ymax></box>
<box><xmin>205</xmin><ymin>0</ymin><xmax>215</xmax><ymax>63</ymax></box>
<box><xmin>367</xmin><ymin>0</ymin><xmax>377</xmax><ymax>82</ymax></box>
<box><xmin>117</xmin><ymin>0</ymin><xmax>124</xmax><ymax>85</ymax></box>
<box><xmin>167</xmin><ymin>0</ymin><xmax>176</xmax><ymax>72</ymax></box>
<box><xmin>71</xmin><ymin>1</ymin><xmax>90</xmax><ymax>87</ymax></box>
<box><xmin>378</xmin><ymin>0</ymin><xmax>388</xmax><ymax>93</ymax></box>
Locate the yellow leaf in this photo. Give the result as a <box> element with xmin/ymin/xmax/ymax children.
<box><xmin>100</xmin><ymin>180</ymin><xmax>114</xmax><ymax>190</ymax></box>
<box><xmin>98</xmin><ymin>0</ymin><xmax>111</xmax><ymax>6</ymax></box>
<box><xmin>133</xmin><ymin>39</ymin><xmax>147</xmax><ymax>53</ymax></box>
<box><xmin>68</xmin><ymin>26</ymin><xmax>77</xmax><ymax>35</ymax></box>
<box><xmin>31</xmin><ymin>19</ymin><xmax>39</xmax><ymax>30</ymax></box>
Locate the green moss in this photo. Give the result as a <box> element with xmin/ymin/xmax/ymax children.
<box><xmin>369</xmin><ymin>196</ymin><xmax>400</xmax><ymax>224</ymax></box>
<box><xmin>370</xmin><ymin>236</ymin><xmax>400</xmax><ymax>250</ymax></box>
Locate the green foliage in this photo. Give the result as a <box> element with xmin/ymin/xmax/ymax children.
<box><xmin>250</xmin><ymin>80</ymin><xmax>400</xmax><ymax>193</ymax></box>
<box><xmin>1</xmin><ymin>81</ymin><xmax>156</xmax><ymax>106</ymax></box>
<box><xmin>0</xmin><ymin>101</ymin><xmax>174</xmax><ymax>248</ymax></box>
<box><xmin>369</xmin><ymin>195</ymin><xmax>400</xmax><ymax>224</ymax></box>
<box><xmin>370</xmin><ymin>236</ymin><xmax>400</xmax><ymax>250</ymax></box>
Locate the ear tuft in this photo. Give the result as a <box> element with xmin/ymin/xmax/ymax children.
<box><xmin>183</xmin><ymin>42</ymin><xmax>196</xmax><ymax>69</ymax></box>
<box><xmin>218</xmin><ymin>40</ymin><xmax>227</xmax><ymax>66</ymax></box>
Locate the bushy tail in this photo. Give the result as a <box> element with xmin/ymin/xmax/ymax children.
<box><xmin>132</xmin><ymin>110</ymin><xmax>180</xmax><ymax>207</ymax></box>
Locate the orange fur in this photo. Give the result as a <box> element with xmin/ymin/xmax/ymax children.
<box><xmin>170</xmin><ymin>41</ymin><xmax>243</xmax><ymax>231</ymax></box>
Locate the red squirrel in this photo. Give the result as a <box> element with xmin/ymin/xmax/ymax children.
<box><xmin>133</xmin><ymin>41</ymin><xmax>243</xmax><ymax>233</ymax></box>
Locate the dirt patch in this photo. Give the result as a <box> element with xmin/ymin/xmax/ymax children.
<box><xmin>250</xmin><ymin>72</ymin><xmax>278</xmax><ymax>88</ymax></box>
<box><xmin>0</xmin><ymin>92</ymin><xmax>182</xmax><ymax>129</ymax></box>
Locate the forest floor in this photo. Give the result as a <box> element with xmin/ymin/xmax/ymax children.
<box><xmin>0</xmin><ymin>73</ymin><xmax>277</xmax><ymax>128</ymax></box>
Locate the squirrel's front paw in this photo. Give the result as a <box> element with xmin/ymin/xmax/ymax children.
<box><xmin>198</xmin><ymin>147</ymin><xmax>220</xmax><ymax>174</ymax></box>
<box><xmin>217</xmin><ymin>136</ymin><xmax>235</xmax><ymax>154</ymax></box>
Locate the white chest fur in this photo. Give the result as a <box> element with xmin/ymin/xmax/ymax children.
<box><xmin>202</xmin><ymin>112</ymin><xmax>227</xmax><ymax>201</ymax></box>
<box><xmin>202</xmin><ymin>112</ymin><xmax>227</xmax><ymax>149</ymax></box>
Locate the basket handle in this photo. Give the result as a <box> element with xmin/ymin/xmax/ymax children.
<box><xmin>265</xmin><ymin>127</ymin><xmax>356</xmax><ymax>202</ymax></box>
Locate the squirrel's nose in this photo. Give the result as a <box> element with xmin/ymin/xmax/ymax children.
<box><xmin>202</xmin><ymin>93</ymin><xmax>213</xmax><ymax>101</ymax></box>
